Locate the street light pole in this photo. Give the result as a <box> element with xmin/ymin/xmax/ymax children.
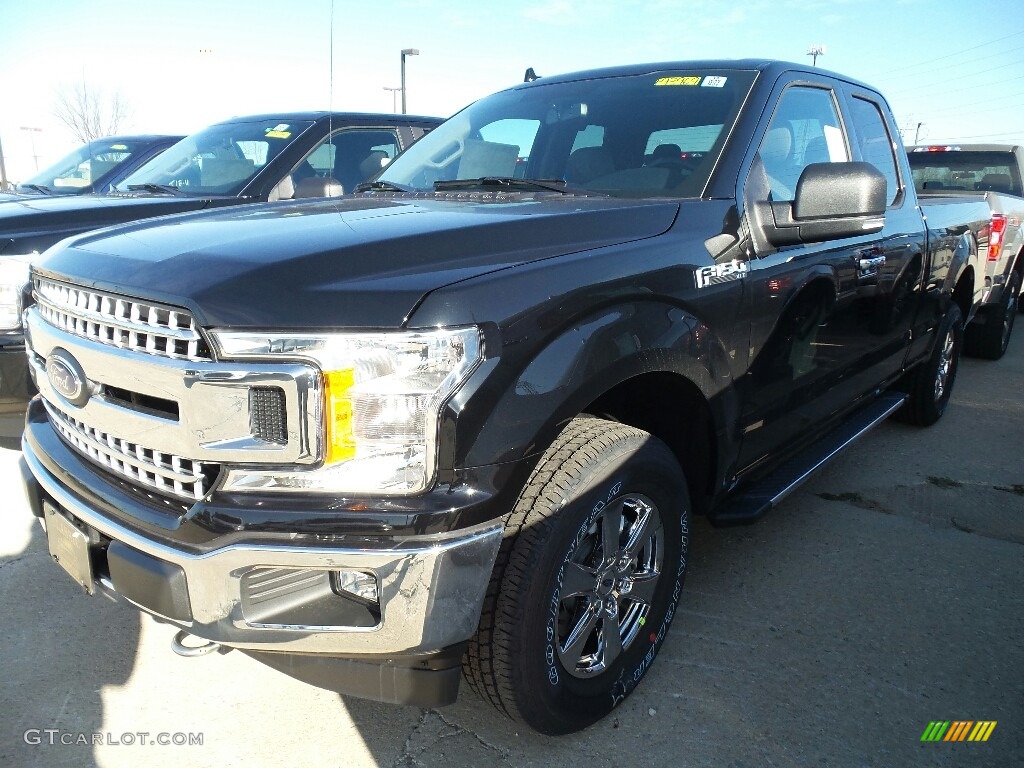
<box><xmin>20</xmin><ymin>126</ymin><xmax>42</xmax><ymax>171</ymax></box>
<box><xmin>400</xmin><ymin>48</ymin><xmax>419</xmax><ymax>114</ymax></box>
<box><xmin>914</xmin><ymin>122</ymin><xmax>924</xmax><ymax>145</ymax></box>
<box><xmin>383</xmin><ymin>86</ymin><xmax>402</xmax><ymax>113</ymax></box>
<box><xmin>0</xmin><ymin>134</ymin><xmax>9</xmax><ymax>191</ymax></box>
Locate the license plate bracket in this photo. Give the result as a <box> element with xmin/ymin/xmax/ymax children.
<box><xmin>45</xmin><ymin>503</ymin><xmax>95</xmax><ymax>594</ymax></box>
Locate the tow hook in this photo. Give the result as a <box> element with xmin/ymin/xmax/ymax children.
<box><xmin>171</xmin><ymin>629</ymin><xmax>226</xmax><ymax>657</ymax></box>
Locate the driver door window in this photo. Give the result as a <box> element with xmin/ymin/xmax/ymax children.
<box><xmin>278</xmin><ymin>129</ymin><xmax>400</xmax><ymax>199</ymax></box>
<box><xmin>754</xmin><ymin>86</ymin><xmax>848</xmax><ymax>201</ymax></box>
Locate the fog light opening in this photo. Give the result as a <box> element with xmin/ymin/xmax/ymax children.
<box><xmin>330</xmin><ymin>570</ymin><xmax>379</xmax><ymax>606</ymax></box>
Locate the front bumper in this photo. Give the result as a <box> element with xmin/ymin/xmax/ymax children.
<box><xmin>22</xmin><ymin>436</ymin><xmax>502</xmax><ymax>654</ymax></box>
<box><xmin>21</xmin><ymin>427</ymin><xmax>504</xmax><ymax>704</ymax></box>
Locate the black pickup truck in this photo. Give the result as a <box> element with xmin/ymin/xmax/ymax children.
<box><xmin>0</xmin><ymin>112</ymin><xmax>440</xmax><ymax>410</ymax></box>
<box><xmin>19</xmin><ymin>60</ymin><xmax>990</xmax><ymax>735</ymax></box>
<box><xmin>9</xmin><ymin>135</ymin><xmax>183</xmax><ymax>198</ymax></box>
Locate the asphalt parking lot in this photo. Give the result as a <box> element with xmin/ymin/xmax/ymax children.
<box><xmin>1</xmin><ymin>331</ymin><xmax>1021</xmax><ymax>768</ymax></box>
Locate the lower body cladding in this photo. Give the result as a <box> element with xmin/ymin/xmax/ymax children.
<box><xmin>20</xmin><ymin>440</ymin><xmax>503</xmax><ymax>708</ymax></box>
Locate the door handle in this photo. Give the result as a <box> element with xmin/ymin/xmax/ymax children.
<box><xmin>859</xmin><ymin>255</ymin><xmax>886</xmax><ymax>271</ymax></box>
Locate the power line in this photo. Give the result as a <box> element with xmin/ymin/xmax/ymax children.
<box><xmin>896</xmin><ymin>89</ymin><xmax>1024</xmax><ymax>121</ymax></box>
<box><xmin>883</xmin><ymin>57</ymin><xmax>1024</xmax><ymax>97</ymax></box>
<box><xmin>885</xmin><ymin>73</ymin><xmax>1024</xmax><ymax>114</ymax></box>
<box><xmin>930</xmin><ymin>129</ymin><xmax>1024</xmax><ymax>141</ymax></box>
<box><xmin>859</xmin><ymin>30</ymin><xmax>1022</xmax><ymax>78</ymax></box>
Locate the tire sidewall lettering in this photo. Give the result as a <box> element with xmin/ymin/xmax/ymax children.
<box><xmin>625</xmin><ymin>510</ymin><xmax>688</xmax><ymax>692</ymax></box>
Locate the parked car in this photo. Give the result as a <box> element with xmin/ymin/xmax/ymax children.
<box><xmin>20</xmin><ymin>60</ymin><xmax>989</xmax><ymax>734</ymax></box>
<box><xmin>908</xmin><ymin>143</ymin><xmax>1024</xmax><ymax>358</ymax></box>
<box><xmin>0</xmin><ymin>111</ymin><xmax>441</xmax><ymax>411</ymax></box>
<box><xmin>8</xmin><ymin>135</ymin><xmax>183</xmax><ymax>199</ymax></box>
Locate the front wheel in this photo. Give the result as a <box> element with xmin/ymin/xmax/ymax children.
<box><xmin>463</xmin><ymin>416</ymin><xmax>689</xmax><ymax>735</ymax></box>
<box><xmin>898</xmin><ymin>302</ymin><xmax>963</xmax><ymax>426</ymax></box>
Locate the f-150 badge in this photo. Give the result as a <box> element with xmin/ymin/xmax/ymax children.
<box><xmin>696</xmin><ymin>259</ymin><xmax>748</xmax><ymax>288</ymax></box>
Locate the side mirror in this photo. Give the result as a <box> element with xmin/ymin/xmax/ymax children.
<box><xmin>762</xmin><ymin>161</ymin><xmax>886</xmax><ymax>246</ymax></box>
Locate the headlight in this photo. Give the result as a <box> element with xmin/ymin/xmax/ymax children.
<box><xmin>210</xmin><ymin>327</ymin><xmax>482</xmax><ymax>495</ymax></box>
<box><xmin>0</xmin><ymin>256</ymin><xmax>35</xmax><ymax>331</ymax></box>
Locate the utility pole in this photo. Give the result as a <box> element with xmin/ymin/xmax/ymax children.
<box><xmin>400</xmin><ymin>48</ymin><xmax>419</xmax><ymax>114</ymax></box>
<box><xmin>20</xmin><ymin>126</ymin><xmax>42</xmax><ymax>171</ymax></box>
<box><xmin>383</xmin><ymin>86</ymin><xmax>402</xmax><ymax>113</ymax></box>
<box><xmin>807</xmin><ymin>44</ymin><xmax>826</xmax><ymax>67</ymax></box>
<box><xmin>0</xmin><ymin>133</ymin><xmax>9</xmax><ymax>190</ymax></box>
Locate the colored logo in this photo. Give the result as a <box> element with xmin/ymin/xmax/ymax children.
<box><xmin>921</xmin><ymin>721</ymin><xmax>996</xmax><ymax>742</ymax></box>
<box><xmin>46</xmin><ymin>350</ymin><xmax>90</xmax><ymax>407</ymax></box>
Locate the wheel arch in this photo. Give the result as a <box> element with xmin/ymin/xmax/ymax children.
<box><xmin>948</xmin><ymin>229</ymin><xmax>980</xmax><ymax>322</ymax></box>
<box><xmin>449</xmin><ymin>300</ymin><xmax>737</xmax><ymax>508</ymax></box>
<box><xmin>952</xmin><ymin>265</ymin><xmax>975</xmax><ymax>322</ymax></box>
<box><xmin>584</xmin><ymin>370</ymin><xmax>718</xmax><ymax>516</ymax></box>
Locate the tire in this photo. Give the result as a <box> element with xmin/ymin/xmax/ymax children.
<box><xmin>897</xmin><ymin>302</ymin><xmax>963</xmax><ymax>426</ymax></box>
<box><xmin>463</xmin><ymin>416</ymin><xmax>689</xmax><ymax>735</ymax></box>
<box><xmin>964</xmin><ymin>271</ymin><xmax>1019</xmax><ymax>360</ymax></box>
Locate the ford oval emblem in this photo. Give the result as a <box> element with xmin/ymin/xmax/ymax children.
<box><xmin>46</xmin><ymin>350</ymin><xmax>90</xmax><ymax>407</ymax></box>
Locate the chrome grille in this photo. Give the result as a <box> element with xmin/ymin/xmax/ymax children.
<box><xmin>44</xmin><ymin>401</ymin><xmax>218</xmax><ymax>501</ymax></box>
<box><xmin>33</xmin><ymin>277</ymin><xmax>211</xmax><ymax>361</ymax></box>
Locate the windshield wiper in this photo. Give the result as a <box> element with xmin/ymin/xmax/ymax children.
<box><xmin>126</xmin><ymin>183</ymin><xmax>184</xmax><ymax>195</ymax></box>
<box><xmin>355</xmin><ymin>179</ymin><xmax>415</xmax><ymax>193</ymax></box>
<box><xmin>434</xmin><ymin>177</ymin><xmax>581</xmax><ymax>194</ymax></box>
<box><xmin>20</xmin><ymin>184</ymin><xmax>52</xmax><ymax>195</ymax></box>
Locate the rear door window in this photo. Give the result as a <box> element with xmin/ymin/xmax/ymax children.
<box><xmin>849</xmin><ymin>97</ymin><xmax>900</xmax><ymax>205</ymax></box>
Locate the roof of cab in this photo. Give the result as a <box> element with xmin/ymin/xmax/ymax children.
<box><xmin>511</xmin><ymin>59</ymin><xmax>879</xmax><ymax>93</ymax></box>
<box><xmin>208</xmin><ymin>111</ymin><xmax>442</xmax><ymax>125</ymax></box>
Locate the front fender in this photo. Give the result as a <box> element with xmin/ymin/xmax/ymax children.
<box><xmin>443</xmin><ymin>300</ymin><xmax>735</xmax><ymax>470</ymax></box>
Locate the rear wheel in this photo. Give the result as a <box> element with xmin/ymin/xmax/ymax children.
<box><xmin>898</xmin><ymin>303</ymin><xmax>963</xmax><ymax>426</ymax></box>
<box><xmin>463</xmin><ymin>416</ymin><xmax>689</xmax><ymax>735</ymax></box>
<box><xmin>964</xmin><ymin>271</ymin><xmax>1019</xmax><ymax>360</ymax></box>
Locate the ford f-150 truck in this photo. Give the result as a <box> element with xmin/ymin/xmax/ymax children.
<box><xmin>0</xmin><ymin>112</ymin><xmax>440</xmax><ymax>411</ymax></box>
<box><xmin>19</xmin><ymin>60</ymin><xmax>990</xmax><ymax>735</ymax></box>
<box><xmin>908</xmin><ymin>144</ymin><xmax>1024</xmax><ymax>358</ymax></box>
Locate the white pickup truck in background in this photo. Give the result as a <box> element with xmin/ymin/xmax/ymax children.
<box><xmin>909</xmin><ymin>143</ymin><xmax>1024</xmax><ymax>359</ymax></box>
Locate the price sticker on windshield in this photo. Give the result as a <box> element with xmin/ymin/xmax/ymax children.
<box><xmin>701</xmin><ymin>76</ymin><xmax>728</xmax><ymax>87</ymax></box>
<box><xmin>655</xmin><ymin>76</ymin><xmax>701</xmax><ymax>86</ymax></box>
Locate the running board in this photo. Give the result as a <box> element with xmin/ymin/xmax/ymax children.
<box><xmin>709</xmin><ymin>393</ymin><xmax>907</xmax><ymax>527</ymax></box>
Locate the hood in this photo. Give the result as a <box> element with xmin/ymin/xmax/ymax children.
<box><xmin>0</xmin><ymin>193</ymin><xmax>225</xmax><ymax>255</ymax></box>
<box><xmin>35</xmin><ymin>195</ymin><xmax>679</xmax><ymax>328</ymax></box>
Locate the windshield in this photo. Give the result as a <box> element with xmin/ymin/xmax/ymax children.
<box><xmin>908</xmin><ymin>150</ymin><xmax>1023</xmax><ymax>196</ymax></box>
<box><xmin>116</xmin><ymin>118</ymin><xmax>314</xmax><ymax>196</ymax></box>
<box><xmin>20</xmin><ymin>139</ymin><xmax>148</xmax><ymax>194</ymax></box>
<box><xmin>377</xmin><ymin>68</ymin><xmax>756</xmax><ymax>198</ymax></box>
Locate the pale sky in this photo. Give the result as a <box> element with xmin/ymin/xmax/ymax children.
<box><xmin>2</xmin><ymin>0</ymin><xmax>1022</xmax><ymax>182</ymax></box>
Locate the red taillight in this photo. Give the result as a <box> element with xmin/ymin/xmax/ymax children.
<box><xmin>988</xmin><ymin>213</ymin><xmax>1007</xmax><ymax>262</ymax></box>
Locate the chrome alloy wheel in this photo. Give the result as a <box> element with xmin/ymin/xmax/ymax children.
<box><xmin>934</xmin><ymin>325</ymin><xmax>957</xmax><ymax>402</ymax></box>
<box><xmin>556</xmin><ymin>494</ymin><xmax>664</xmax><ymax>678</ymax></box>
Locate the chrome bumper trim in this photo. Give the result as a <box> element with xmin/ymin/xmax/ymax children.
<box><xmin>24</xmin><ymin>437</ymin><xmax>502</xmax><ymax>655</ymax></box>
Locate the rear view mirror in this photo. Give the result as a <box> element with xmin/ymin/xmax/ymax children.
<box><xmin>545</xmin><ymin>102</ymin><xmax>588</xmax><ymax>124</ymax></box>
<box><xmin>762</xmin><ymin>162</ymin><xmax>886</xmax><ymax>246</ymax></box>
